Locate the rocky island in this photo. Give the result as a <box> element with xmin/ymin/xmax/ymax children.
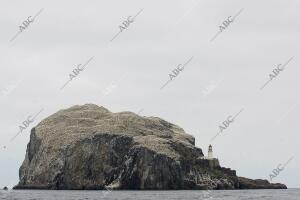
<box><xmin>14</xmin><ymin>104</ymin><xmax>287</xmax><ymax>190</ymax></box>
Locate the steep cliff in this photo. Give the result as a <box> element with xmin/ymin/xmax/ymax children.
<box><xmin>14</xmin><ymin>104</ymin><xmax>287</xmax><ymax>190</ymax></box>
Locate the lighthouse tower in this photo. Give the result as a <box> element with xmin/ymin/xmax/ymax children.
<box><xmin>208</xmin><ymin>144</ymin><xmax>213</xmax><ymax>159</ymax></box>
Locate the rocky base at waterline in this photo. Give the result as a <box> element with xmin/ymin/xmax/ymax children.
<box><xmin>14</xmin><ymin>104</ymin><xmax>287</xmax><ymax>190</ymax></box>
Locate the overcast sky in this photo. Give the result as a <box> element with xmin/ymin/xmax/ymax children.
<box><xmin>0</xmin><ymin>0</ymin><xmax>299</xmax><ymax>188</ymax></box>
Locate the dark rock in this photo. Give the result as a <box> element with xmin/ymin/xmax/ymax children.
<box><xmin>14</xmin><ymin>104</ymin><xmax>287</xmax><ymax>190</ymax></box>
<box><xmin>3</xmin><ymin>186</ymin><xmax>8</xmax><ymax>190</ymax></box>
<box><xmin>238</xmin><ymin>177</ymin><xmax>287</xmax><ymax>189</ymax></box>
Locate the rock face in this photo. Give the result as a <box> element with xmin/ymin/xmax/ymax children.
<box><xmin>14</xmin><ymin>104</ymin><xmax>287</xmax><ymax>190</ymax></box>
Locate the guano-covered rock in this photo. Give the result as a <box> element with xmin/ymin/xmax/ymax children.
<box><xmin>14</xmin><ymin>104</ymin><xmax>287</xmax><ymax>190</ymax></box>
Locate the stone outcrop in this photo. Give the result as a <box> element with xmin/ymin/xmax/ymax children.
<box><xmin>14</xmin><ymin>104</ymin><xmax>287</xmax><ymax>190</ymax></box>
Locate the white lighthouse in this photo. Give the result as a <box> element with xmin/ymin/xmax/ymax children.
<box><xmin>208</xmin><ymin>144</ymin><xmax>213</xmax><ymax>159</ymax></box>
<box><xmin>200</xmin><ymin>144</ymin><xmax>220</xmax><ymax>167</ymax></box>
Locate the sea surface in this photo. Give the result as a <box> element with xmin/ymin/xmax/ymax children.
<box><xmin>0</xmin><ymin>189</ymin><xmax>299</xmax><ymax>200</ymax></box>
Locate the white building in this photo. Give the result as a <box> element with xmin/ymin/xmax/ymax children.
<box><xmin>208</xmin><ymin>144</ymin><xmax>213</xmax><ymax>159</ymax></box>
<box><xmin>199</xmin><ymin>145</ymin><xmax>220</xmax><ymax>168</ymax></box>
<box><xmin>201</xmin><ymin>144</ymin><xmax>215</xmax><ymax>160</ymax></box>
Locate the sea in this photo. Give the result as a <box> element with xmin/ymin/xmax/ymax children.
<box><xmin>0</xmin><ymin>189</ymin><xmax>299</xmax><ymax>200</ymax></box>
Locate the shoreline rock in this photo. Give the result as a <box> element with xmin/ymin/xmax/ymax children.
<box><xmin>14</xmin><ymin>104</ymin><xmax>287</xmax><ymax>190</ymax></box>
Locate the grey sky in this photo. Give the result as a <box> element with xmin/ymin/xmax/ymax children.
<box><xmin>0</xmin><ymin>0</ymin><xmax>299</xmax><ymax>188</ymax></box>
